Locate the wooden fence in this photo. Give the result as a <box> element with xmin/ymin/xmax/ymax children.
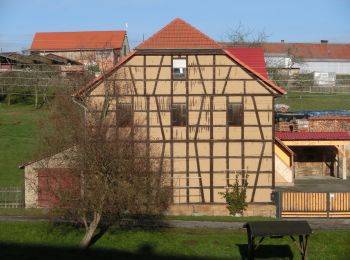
<box><xmin>276</xmin><ymin>191</ymin><xmax>350</xmax><ymax>218</ymax></box>
<box><xmin>0</xmin><ymin>186</ymin><xmax>24</xmax><ymax>208</ymax></box>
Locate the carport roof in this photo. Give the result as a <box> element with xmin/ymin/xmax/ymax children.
<box><xmin>276</xmin><ymin>132</ymin><xmax>350</xmax><ymax>140</ymax></box>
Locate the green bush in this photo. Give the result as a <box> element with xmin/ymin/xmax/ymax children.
<box><xmin>220</xmin><ymin>172</ymin><xmax>248</xmax><ymax>216</ymax></box>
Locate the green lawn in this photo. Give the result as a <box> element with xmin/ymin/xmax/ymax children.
<box><xmin>276</xmin><ymin>92</ymin><xmax>350</xmax><ymax>111</ymax></box>
<box><xmin>0</xmin><ymin>221</ymin><xmax>349</xmax><ymax>259</ymax></box>
<box><xmin>0</xmin><ymin>103</ymin><xmax>46</xmax><ymax>186</ymax></box>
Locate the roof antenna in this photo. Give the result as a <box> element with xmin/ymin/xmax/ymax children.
<box><xmin>125</xmin><ymin>23</ymin><xmax>128</xmax><ymax>31</ymax></box>
<box><xmin>143</xmin><ymin>34</ymin><xmax>145</xmax><ymax>42</ymax></box>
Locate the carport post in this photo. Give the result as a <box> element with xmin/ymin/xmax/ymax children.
<box><xmin>342</xmin><ymin>146</ymin><xmax>347</xmax><ymax>180</ymax></box>
<box><xmin>337</xmin><ymin>145</ymin><xmax>347</xmax><ymax>180</ymax></box>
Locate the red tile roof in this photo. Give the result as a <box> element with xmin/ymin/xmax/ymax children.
<box><xmin>136</xmin><ymin>18</ymin><xmax>222</xmax><ymax>49</ymax></box>
<box><xmin>225</xmin><ymin>48</ymin><xmax>268</xmax><ymax>78</ymax></box>
<box><xmin>223</xmin><ymin>49</ymin><xmax>285</xmax><ymax>94</ymax></box>
<box><xmin>262</xmin><ymin>43</ymin><xmax>350</xmax><ymax>60</ymax></box>
<box><xmin>30</xmin><ymin>31</ymin><xmax>126</xmax><ymax>51</ymax></box>
<box><xmin>75</xmin><ymin>19</ymin><xmax>285</xmax><ymax>96</ymax></box>
<box><xmin>276</xmin><ymin>132</ymin><xmax>350</xmax><ymax>140</ymax></box>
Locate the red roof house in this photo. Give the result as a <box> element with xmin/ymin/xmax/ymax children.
<box><xmin>30</xmin><ymin>31</ymin><xmax>130</xmax><ymax>70</ymax></box>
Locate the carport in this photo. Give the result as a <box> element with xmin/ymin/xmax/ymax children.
<box><xmin>275</xmin><ymin>132</ymin><xmax>349</xmax><ymax>180</ymax></box>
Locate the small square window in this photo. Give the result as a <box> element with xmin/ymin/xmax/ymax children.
<box><xmin>172</xmin><ymin>103</ymin><xmax>187</xmax><ymax>126</ymax></box>
<box><xmin>172</xmin><ymin>59</ymin><xmax>187</xmax><ymax>79</ymax></box>
<box><xmin>116</xmin><ymin>103</ymin><xmax>133</xmax><ymax>127</ymax></box>
<box><xmin>227</xmin><ymin>103</ymin><xmax>243</xmax><ymax>126</ymax></box>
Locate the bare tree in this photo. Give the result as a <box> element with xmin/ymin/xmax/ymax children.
<box><xmin>224</xmin><ymin>22</ymin><xmax>270</xmax><ymax>47</ymax></box>
<box><xmin>266</xmin><ymin>45</ymin><xmax>306</xmax><ymax>90</ymax></box>
<box><xmin>36</xmin><ymin>84</ymin><xmax>171</xmax><ymax>249</ymax></box>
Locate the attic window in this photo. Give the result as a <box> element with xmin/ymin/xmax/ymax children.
<box><xmin>172</xmin><ymin>59</ymin><xmax>187</xmax><ymax>79</ymax></box>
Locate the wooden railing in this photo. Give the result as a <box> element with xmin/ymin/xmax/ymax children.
<box><xmin>276</xmin><ymin>191</ymin><xmax>350</xmax><ymax>218</ymax></box>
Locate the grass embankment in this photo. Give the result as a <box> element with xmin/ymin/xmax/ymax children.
<box><xmin>0</xmin><ymin>104</ymin><xmax>46</xmax><ymax>186</ymax></box>
<box><xmin>276</xmin><ymin>92</ymin><xmax>350</xmax><ymax>111</ymax></box>
<box><xmin>0</xmin><ymin>221</ymin><xmax>349</xmax><ymax>259</ymax></box>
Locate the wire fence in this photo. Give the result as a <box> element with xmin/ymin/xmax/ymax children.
<box><xmin>0</xmin><ymin>186</ymin><xmax>24</xmax><ymax>208</ymax></box>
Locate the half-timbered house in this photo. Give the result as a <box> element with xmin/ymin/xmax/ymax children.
<box><xmin>72</xmin><ymin>18</ymin><xmax>285</xmax><ymax>215</ymax></box>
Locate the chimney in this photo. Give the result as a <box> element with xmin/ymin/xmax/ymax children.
<box><xmin>321</xmin><ymin>40</ymin><xmax>328</xmax><ymax>44</ymax></box>
<box><xmin>281</xmin><ymin>40</ymin><xmax>285</xmax><ymax>43</ymax></box>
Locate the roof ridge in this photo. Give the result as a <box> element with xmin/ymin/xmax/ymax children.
<box><xmin>136</xmin><ymin>18</ymin><xmax>222</xmax><ymax>49</ymax></box>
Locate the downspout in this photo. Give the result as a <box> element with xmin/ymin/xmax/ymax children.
<box><xmin>72</xmin><ymin>95</ymin><xmax>88</xmax><ymax>200</ymax></box>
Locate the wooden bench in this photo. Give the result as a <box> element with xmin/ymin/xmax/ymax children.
<box><xmin>244</xmin><ymin>221</ymin><xmax>312</xmax><ymax>260</ymax></box>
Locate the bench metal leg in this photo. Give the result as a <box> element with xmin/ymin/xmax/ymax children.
<box><xmin>247</xmin><ymin>231</ymin><xmax>255</xmax><ymax>260</ymax></box>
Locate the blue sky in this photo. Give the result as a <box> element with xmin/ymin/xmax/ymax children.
<box><xmin>1</xmin><ymin>0</ymin><xmax>349</xmax><ymax>52</ymax></box>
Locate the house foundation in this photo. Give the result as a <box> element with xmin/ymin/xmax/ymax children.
<box><xmin>167</xmin><ymin>203</ymin><xmax>276</xmax><ymax>217</ymax></box>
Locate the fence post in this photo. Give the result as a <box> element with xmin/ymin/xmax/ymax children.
<box><xmin>275</xmin><ymin>191</ymin><xmax>282</xmax><ymax>218</ymax></box>
<box><xmin>326</xmin><ymin>192</ymin><xmax>330</xmax><ymax>218</ymax></box>
<box><xmin>21</xmin><ymin>182</ymin><xmax>25</xmax><ymax>208</ymax></box>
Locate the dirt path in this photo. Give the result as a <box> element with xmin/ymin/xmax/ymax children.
<box><xmin>0</xmin><ymin>216</ymin><xmax>349</xmax><ymax>230</ymax></box>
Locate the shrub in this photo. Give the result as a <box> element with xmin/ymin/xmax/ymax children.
<box><xmin>220</xmin><ymin>172</ymin><xmax>248</xmax><ymax>216</ymax></box>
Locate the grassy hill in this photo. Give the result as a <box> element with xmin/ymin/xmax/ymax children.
<box><xmin>0</xmin><ymin>104</ymin><xmax>46</xmax><ymax>186</ymax></box>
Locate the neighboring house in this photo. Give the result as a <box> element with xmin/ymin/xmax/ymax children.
<box><xmin>263</xmin><ymin>41</ymin><xmax>350</xmax><ymax>75</ymax></box>
<box><xmin>71</xmin><ymin>18</ymin><xmax>285</xmax><ymax>216</ymax></box>
<box><xmin>0</xmin><ymin>53</ymin><xmax>19</xmax><ymax>71</ymax></box>
<box><xmin>30</xmin><ymin>30</ymin><xmax>130</xmax><ymax>71</ymax></box>
<box><xmin>222</xmin><ymin>41</ymin><xmax>350</xmax><ymax>75</ymax></box>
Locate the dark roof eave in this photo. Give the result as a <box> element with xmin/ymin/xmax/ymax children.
<box><xmin>135</xmin><ymin>48</ymin><xmax>224</xmax><ymax>54</ymax></box>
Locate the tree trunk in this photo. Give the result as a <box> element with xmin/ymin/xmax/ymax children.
<box><xmin>79</xmin><ymin>212</ymin><xmax>101</xmax><ymax>249</ymax></box>
<box><xmin>35</xmin><ymin>85</ymin><xmax>38</xmax><ymax>109</ymax></box>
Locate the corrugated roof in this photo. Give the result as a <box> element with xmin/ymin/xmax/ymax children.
<box><xmin>263</xmin><ymin>42</ymin><xmax>350</xmax><ymax>60</ymax></box>
<box><xmin>221</xmin><ymin>42</ymin><xmax>350</xmax><ymax>60</ymax></box>
<box><xmin>30</xmin><ymin>31</ymin><xmax>126</xmax><ymax>51</ymax></box>
<box><xmin>276</xmin><ymin>132</ymin><xmax>350</xmax><ymax>140</ymax></box>
<box><xmin>225</xmin><ymin>48</ymin><xmax>268</xmax><ymax>78</ymax></box>
<box><xmin>136</xmin><ymin>18</ymin><xmax>222</xmax><ymax>49</ymax></box>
